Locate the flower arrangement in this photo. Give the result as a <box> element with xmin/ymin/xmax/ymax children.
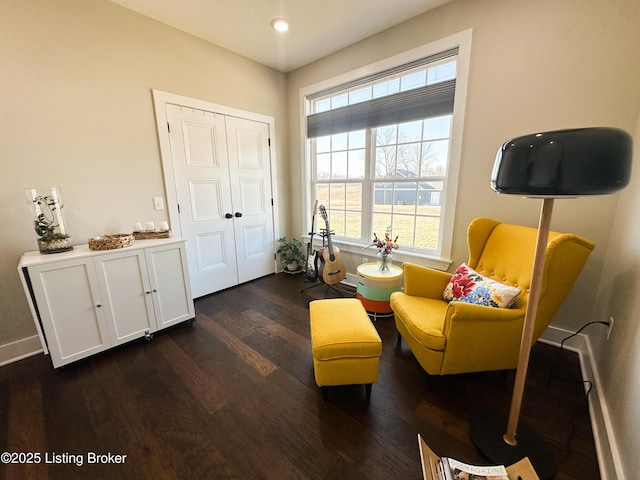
<box><xmin>371</xmin><ymin>227</ymin><xmax>398</xmax><ymax>271</ymax></box>
<box><xmin>372</xmin><ymin>226</ymin><xmax>399</xmax><ymax>255</ymax></box>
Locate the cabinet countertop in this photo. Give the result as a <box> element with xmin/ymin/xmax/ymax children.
<box><xmin>19</xmin><ymin>236</ymin><xmax>186</xmax><ymax>268</ymax></box>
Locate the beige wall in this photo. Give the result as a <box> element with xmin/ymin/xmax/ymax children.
<box><xmin>592</xmin><ymin>111</ymin><xmax>640</xmax><ymax>478</ymax></box>
<box><xmin>287</xmin><ymin>0</ymin><xmax>640</xmax><ymax>333</ymax></box>
<box><xmin>0</xmin><ymin>0</ymin><xmax>287</xmax><ymax>345</ymax></box>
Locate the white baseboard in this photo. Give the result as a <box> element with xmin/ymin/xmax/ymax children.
<box><xmin>0</xmin><ymin>336</ymin><xmax>43</xmax><ymax>367</ymax></box>
<box><xmin>539</xmin><ymin>325</ymin><xmax>622</xmax><ymax>480</ymax></box>
<box><xmin>344</xmin><ymin>272</ymin><xmax>358</xmax><ymax>287</ymax></box>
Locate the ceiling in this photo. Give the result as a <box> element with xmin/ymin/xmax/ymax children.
<box><xmin>109</xmin><ymin>0</ymin><xmax>452</xmax><ymax>73</ymax></box>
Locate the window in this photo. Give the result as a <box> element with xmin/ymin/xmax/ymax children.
<box><xmin>312</xmin><ymin>114</ymin><xmax>452</xmax><ymax>250</ymax></box>
<box><xmin>302</xmin><ymin>32</ymin><xmax>471</xmax><ymax>265</ymax></box>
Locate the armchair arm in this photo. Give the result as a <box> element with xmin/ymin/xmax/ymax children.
<box><xmin>440</xmin><ymin>301</ymin><xmax>527</xmax><ymax>374</ymax></box>
<box><xmin>403</xmin><ymin>263</ymin><xmax>452</xmax><ymax>299</ymax></box>
<box><xmin>443</xmin><ymin>301</ymin><xmax>524</xmax><ymax>333</ymax></box>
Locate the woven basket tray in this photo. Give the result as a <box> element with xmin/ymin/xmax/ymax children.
<box><xmin>88</xmin><ymin>234</ymin><xmax>135</xmax><ymax>250</ymax></box>
<box><xmin>132</xmin><ymin>230</ymin><xmax>172</xmax><ymax>240</ymax></box>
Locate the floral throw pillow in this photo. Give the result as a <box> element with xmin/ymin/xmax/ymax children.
<box><xmin>443</xmin><ymin>263</ymin><xmax>521</xmax><ymax>308</ymax></box>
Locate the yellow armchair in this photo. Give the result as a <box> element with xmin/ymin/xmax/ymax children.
<box><xmin>390</xmin><ymin>218</ymin><xmax>595</xmax><ymax>376</ymax></box>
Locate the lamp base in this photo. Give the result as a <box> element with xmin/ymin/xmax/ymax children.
<box><xmin>471</xmin><ymin>413</ymin><xmax>555</xmax><ymax>480</ymax></box>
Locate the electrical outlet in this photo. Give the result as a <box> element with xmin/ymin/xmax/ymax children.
<box><xmin>153</xmin><ymin>197</ymin><xmax>164</xmax><ymax>210</ymax></box>
<box><xmin>607</xmin><ymin>316</ymin><xmax>614</xmax><ymax>340</ymax></box>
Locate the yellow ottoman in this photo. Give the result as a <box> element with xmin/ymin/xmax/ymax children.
<box><xmin>309</xmin><ymin>298</ymin><xmax>382</xmax><ymax>400</ymax></box>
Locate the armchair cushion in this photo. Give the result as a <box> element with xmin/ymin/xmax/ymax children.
<box><xmin>443</xmin><ymin>263</ymin><xmax>521</xmax><ymax>308</ymax></box>
<box><xmin>389</xmin><ymin>295</ymin><xmax>448</xmax><ymax>350</ymax></box>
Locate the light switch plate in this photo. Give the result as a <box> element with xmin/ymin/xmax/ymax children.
<box><xmin>153</xmin><ymin>197</ymin><xmax>164</xmax><ymax>210</ymax></box>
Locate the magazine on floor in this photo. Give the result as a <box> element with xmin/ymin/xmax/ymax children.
<box><xmin>438</xmin><ymin>457</ymin><xmax>509</xmax><ymax>480</ymax></box>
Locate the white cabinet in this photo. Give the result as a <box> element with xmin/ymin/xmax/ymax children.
<box><xmin>19</xmin><ymin>238</ymin><xmax>194</xmax><ymax>368</ymax></box>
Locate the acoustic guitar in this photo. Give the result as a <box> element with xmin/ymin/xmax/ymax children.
<box><xmin>317</xmin><ymin>205</ymin><xmax>347</xmax><ymax>285</ymax></box>
<box><xmin>305</xmin><ymin>200</ymin><xmax>319</xmax><ymax>281</ymax></box>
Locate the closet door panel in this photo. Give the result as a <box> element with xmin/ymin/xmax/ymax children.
<box><xmin>167</xmin><ymin>104</ymin><xmax>238</xmax><ymax>296</ymax></box>
<box><xmin>226</xmin><ymin>116</ymin><xmax>275</xmax><ymax>283</ymax></box>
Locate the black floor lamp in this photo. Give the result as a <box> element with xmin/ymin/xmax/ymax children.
<box><xmin>471</xmin><ymin>127</ymin><xmax>633</xmax><ymax>479</ymax></box>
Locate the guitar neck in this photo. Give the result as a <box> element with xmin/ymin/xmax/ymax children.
<box><xmin>324</xmin><ymin>227</ymin><xmax>336</xmax><ymax>262</ymax></box>
<box><xmin>319</xmin><ymin>205</ymin><xmax>338</xmax><ymax>262</ymax></box>
<box><xmin>309</xmin><ymin>201</ymin><xmax>318</xmax><ymax>243</ymax></box>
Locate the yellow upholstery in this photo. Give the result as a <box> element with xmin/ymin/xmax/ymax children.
<box><xmin>309</xmin><ymin>299</ymin><xmax>382</xmax><ymax>390</ymax></box>
<box><xmin>391</xmin><ymin>218</ymin><xmax>595</xmax><ymax>376</ymax></box>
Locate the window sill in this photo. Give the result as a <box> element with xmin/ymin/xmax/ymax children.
<box><xmin>302</xmin><ymin>236</ymin><xmax>453</xmax><ymax>272</ymax></box>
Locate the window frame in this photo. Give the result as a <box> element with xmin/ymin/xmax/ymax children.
<box><xmin>299</xmin><ymin>29</ymin><xmax>472</xmax><ymax>270</ymax></box>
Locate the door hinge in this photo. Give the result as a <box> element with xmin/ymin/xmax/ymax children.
<box><xmin>268</xmin><ymin>138</ymin><xmax>271</xmax><ymax>147</ymax></box>
<box><xmin>271</xmin><ymin>198</ymin><xmax>274</xmax><ymax>206</ymax></box>
<box><xmin>274</xmin><ymin>253</ymin><xmax>277</xmax><ymax>260</ymax></box>
<box><xmin>167</xmin><ymin>122</ymin><xmax>171</xmax><ymax>133</ymax></box>
<box><xmin>177</xmin><ymin>204</ymin><xmax>180</xmax><ymax>214</ymax></box>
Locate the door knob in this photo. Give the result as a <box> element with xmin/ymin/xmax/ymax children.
<box><xmin>234</xmin><ymin>212</ymin><xmax>243</xmax><ymax>218</ymax></box>
<box><xmin>225</xmin><ymin>213</ymin><xmax>233</xmax><ymax>219</ymax></box>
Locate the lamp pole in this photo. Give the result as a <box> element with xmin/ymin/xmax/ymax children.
<box><xmin>504</xmin><ymin>197</ymin><xmax>554</xmax><ymax>445</ymax></box>
<box><xmin>473</xmin><ymin>127</ymin><xmax>631</xmax><ymax>479</ymax></box>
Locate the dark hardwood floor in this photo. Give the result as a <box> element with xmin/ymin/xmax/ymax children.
<box><xmin>0</xmin><ymin>273</ymin><xmax>599</xmax><ymax>479</ymax></box>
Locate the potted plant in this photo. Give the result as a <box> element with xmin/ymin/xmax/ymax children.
<box><xmin>277</xmin><ymin>237</ymin><xmax>305</xmax><ymax>272</ymax></box>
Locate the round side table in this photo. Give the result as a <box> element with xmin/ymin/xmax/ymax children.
<box><xmin>356</xmin><ymin>262</ymin><xmax>403</xmax><ymax>320</ymax></box>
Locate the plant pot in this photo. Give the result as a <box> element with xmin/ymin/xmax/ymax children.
<box><xmin>38</xmin><ymin>235</ymin><xmax>73</xmax><ymax>254</ymax></box>
<box><xmin>286</xmin><ymin>262</ymin><xmax>299</xmax><ymax>272</ymax></box>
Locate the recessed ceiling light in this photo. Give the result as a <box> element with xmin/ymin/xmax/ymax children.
<box><xmin>271</xmin><ymin>18</ymin><xmax>289</xmax><ymax>32</ymax></box>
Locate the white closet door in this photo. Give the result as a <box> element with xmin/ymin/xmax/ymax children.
<box><xmin>225</xmin><ymin>115</ymin><xmax>275</xmax><ymax>284</ymax></box>
<box><xmin>167</xmin><ymin>104</ymin><xmax>238</xmax><ymax>297</ymax></box>
<box><xmin>164</xmin><ymin>103</ymin><xmax>276</xmax><ymax>298</ymax></box>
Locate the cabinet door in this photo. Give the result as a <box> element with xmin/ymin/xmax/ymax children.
<box><xmin>94</xmin><ymin>249</ymin><xmax>157</xmax><ymax>346</ymax></box>
<box><xmin>145</xmin><ymin>243</ymin><xmax>195</xmax><ymax>329</ymax></box>
<box><xmin>29</xmin><ymin>258</ymin><xmax>110</xmax><ymax>367</ymax></box>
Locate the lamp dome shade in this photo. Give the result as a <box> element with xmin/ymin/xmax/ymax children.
<box><xmin>491</xmin><ymin>127</ymin><xmax>632</xmax><ymax>197</ymax></box>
